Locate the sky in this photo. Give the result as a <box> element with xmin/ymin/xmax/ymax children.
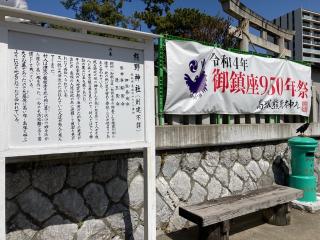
<box><xmin>26</xmin><ymin>0</ymin><xmax>320</xmax><ymax>24</ymax></box>
<box><xmin>26</xmin><ymin>0</ymin><xmax>319</xmax><ymax>53</ymax></box>
<box><xmin>18</xmin><ymin>0</ymin><xmax>320</xmax><ymax>54</ymax></box>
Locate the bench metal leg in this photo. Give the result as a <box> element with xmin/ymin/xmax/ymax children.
<box><xmin>199</xmin><ymin>221</ymin><xmax>230</xmax><ymax>240</ymax></box>
<box><xmin>263</xmin><ymin>203</ymin><xmax>291</xmax><ymax>226</ymax></box>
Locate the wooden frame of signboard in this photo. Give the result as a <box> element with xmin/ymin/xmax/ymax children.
<box><xmin>0</xmin><ymin>5</ymin><xmax>157</xmax><ymax>240</ymax></box>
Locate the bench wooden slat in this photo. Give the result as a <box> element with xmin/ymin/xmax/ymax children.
<box><xmin>179</xmin><ymin>185</ymin><xmax>303</xmax><ymax>227</ymax></box>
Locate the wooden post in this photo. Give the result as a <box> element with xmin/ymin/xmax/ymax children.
<box><xmin>263</xmin><ymin>203</ymin><xmax>291</xmax><ymax>226</ymax></box>
<box><xmin>221</xmin><ymin>220</ymin><xmax>230</xmax><ymax>240</ymax></box>
<box><xmin>199</xmin><ymin>221</ymin><xmax>230</xmax><ymax>240</ymax></box>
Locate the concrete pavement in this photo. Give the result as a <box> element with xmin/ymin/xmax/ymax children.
<box><xmin>157</xmin><ymin>209</ymin><xmax>320</xmax><ymax>240</ymax></box>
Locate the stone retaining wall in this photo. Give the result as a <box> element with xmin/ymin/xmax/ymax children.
<box><xmin>5</xmin><ymin>141</ymin><xmax>320</xmax><ymax>239</ymax></box>
<box><xmin>156</xmin><ymin>140</ymin><xmax>320</xmax><ymax>234</ymax></box>
<box><xmin>6</xmin><ymin>153</ymin><xmax>145</xmax><ymax>240</ymax></box>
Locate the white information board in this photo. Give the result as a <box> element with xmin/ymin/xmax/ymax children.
<box><xmin>0</xmin><ymin>19</ymin><xmax>157</xmax><ymax>157</ymax></box>
<box><xmin>0</xmin><ymin>6</ymin><xmax>156</xmax><ymax>240</ymax></box>
<box><xmin>9</xmin><ymin>32</ymin><xmax>145</xmax><ymax>147</ymax></box>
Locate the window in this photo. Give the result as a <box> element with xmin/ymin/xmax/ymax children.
<box><xmin>285</xmin><ymin>40</ymin><xmax>290</xmax><ymax>49</ymax></box>
<box><xmin>303</xmin><ymin>21</ymin><xmax>310</xmax><ymax>27</ymax></box>
<box><xmin>303</xmin><ymin>38</ymin><xmax>311</xmax><ymax>44</ymax></box>
<box><xmin>292</xmin><ymin>11</ymin><xmax>295</xmax><ymax>30</ymax></box>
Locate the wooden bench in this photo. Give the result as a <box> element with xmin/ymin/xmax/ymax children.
<box><xmin>179</xmin><ymin>185</ymin><xmax>303</xmax><ymax>240</ymax></box>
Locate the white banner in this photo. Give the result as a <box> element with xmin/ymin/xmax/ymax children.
<box><xmin>164</xmin><ymin>40</ymin><xmax>312</xmax><ymax>116</ymax></box>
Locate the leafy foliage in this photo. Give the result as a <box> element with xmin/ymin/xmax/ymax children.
<box><xmin>136</xmin><ymin>8</ymin><xmax>238</xmax><ymax>47</ymax></box>
<box><xmin>133</xmin><ymin>0</ymin><xmax>173</xmax><ymax>28</ymax></box>
<box><xmin>61</xmin><ymin>0</ymin><xmax>136</xmax><ymax>28</ymax></box>
<box><xmin>61</xmin><ymin>0</ymin><xmax>238</xmax><ymax>47</ymax></box>
<box><xmin>60</xmin><ymin>0</ymin><xmax>172</xmax><ymax>29</ymax></box>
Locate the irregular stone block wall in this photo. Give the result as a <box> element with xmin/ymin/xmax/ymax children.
<box><xmin>6</xmin><ymin>152</ymin><xmax>145</xmax><ymax>240</ymax></box>
<box><xmin>5</xmin><ymin>141</ymin><xmax>320</xmax><ymax>239</ymax></box>
<box><xmin>156</xmin><ymin>141</ymin><xmax>320</xmax><ymax>234</ymax></box>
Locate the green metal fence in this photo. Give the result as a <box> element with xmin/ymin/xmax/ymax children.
<box><xmin>156</xmin><ymin>35</ymin><xmax>312</xmax><ymax>126</ymax></box>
